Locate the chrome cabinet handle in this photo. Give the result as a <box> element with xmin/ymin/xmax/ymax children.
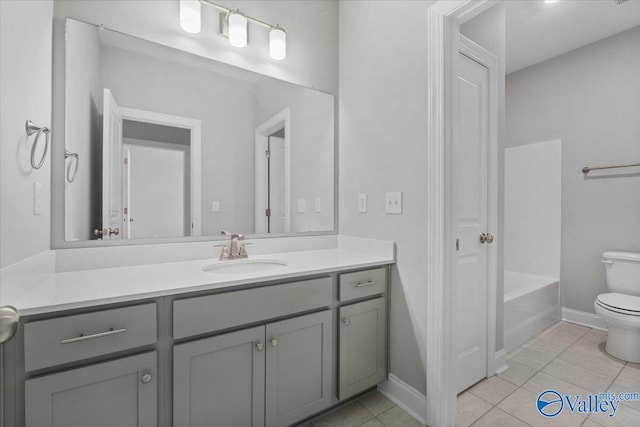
<box><xmin>256</xmin><ymin>342</ymin><xmax>264</xmax><ymax>351</ymax></box>
<box><xmin>486</xmin><ymin>233</ymin><xmax>494</xmax><ymax>244</ymax></box>
<box><xmin>270</xmin><ymin>338</ymin><xmax>278</xmax><ymax>347</ymax></box>
<box><xmin>343</xmin><ymin>318</ymin><xmax>351</xmax><ymax>326</ymax></box>
<box><xmin>480</xmin><ymin>233</ymin><xmax>494</xmax><ymax>244</ymax></box>
<box><xmin>141</xmin><ymin>373</ymin><xmax>152</xmax><ymax>384</ymax></box>
<box><xmin>355</xmin><ymin>280</ymin><xmax>377</xmax><ymax>288</ymax></box>
<box><xmin>60</xmin><ymin>327</ymin><xmax>126</xmax><ymax>344</ymax></box>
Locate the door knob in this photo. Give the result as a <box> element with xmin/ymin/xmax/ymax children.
<box><xmin>486</xmin><ymin>233</ymin><xmax>494</xmax><ymax>244</ymax></box>
<box><xmin>0</xmin><ymin>306</ymin><xmax>19</xmax><ymax>344</ymax></box>
<box><xmin>255</xmin><ymin>342</ymin><xmax>264</xmax><ymax>351</ymax></box>
<box><xmin>479</xmin><ymin>233</ymin><xmax>488</xmax><ymax>244</ymax></box>
<box><xmin>343</xmin><ymin>318</ymin><xmax>351</xmax><ymax>326</ymax></box>
<box><xmin>141</xmin><ymin>373</ymin><xmax>152</xmax><ymax>384</ymax></box>
<box><xmin>270</xmin><ymin>338</ymin><xmax>278</xmax><ymax>347</ymax></box>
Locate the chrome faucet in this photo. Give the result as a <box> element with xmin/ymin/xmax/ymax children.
<box><xmin>216</xmin><ymin>231</ymin><xmax>249</xmax><ymax>260</ymax></box>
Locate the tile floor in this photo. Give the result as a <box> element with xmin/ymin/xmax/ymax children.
<box><xmin>297</xmin><ymin>389</ymin><xmax>425</xmax><ymax>427</ymax></box>
<box><xmin>458</xmin><ymin>321</ymin><xmax>640</xmax><ymax>427</ymax></box>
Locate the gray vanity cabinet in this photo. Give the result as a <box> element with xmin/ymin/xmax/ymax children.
<box><xmin>265</xmin><ymin>310</ymin><xmax>332</xmax><ymax>427</ymax></box>
<box><xmin>173</xmin><ymin>326</ymin><xmax>265</xmax><ymax>427</ymax></box>
<box><xmin>24</xmin><ymin>351</ymin><xmax>157</xmax><ymax>427</ymax></box>
<box><xmin>338</xmin><ymin>297</ymin><xmax>387</xmax><ymax>399</ymax></box>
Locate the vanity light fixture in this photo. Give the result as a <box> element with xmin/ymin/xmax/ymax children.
<box><xmin>179</xmin><ymin>0</ymin><xmax>201</xmax><ymax>34</ymax></box>
<box><xmin>182</xmin><ymin>1</ymin><xmax>287</xmax><ymax>60</ymax></box>
<box><xmin>269</xmin><ymin>26</ymin><xmax>286</xmax><ymax>61</ymax></box>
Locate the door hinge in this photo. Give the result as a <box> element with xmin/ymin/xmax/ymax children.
<box><xmin>265</xmin><ymin>150</ymin><xmax>271</xmax><ymax>158</ymax></box>
<box><xmin>124</xmin><ymin>157</ymin><xmax>128</xmax><ymax>165</ymax></box>
<box><xmin>456</xmin><ymin>239</ymin><xmax>460</xmax><ymax>251</ymax></box>
<box><xmin>123</xmin><ymin>207</ymin><xmax>128</xmax><ymax>215</ymax></box>
<box><xmin>265</xmin><ymin>208</ymin><xmax>271</xmax><ymax>217</ymax></box>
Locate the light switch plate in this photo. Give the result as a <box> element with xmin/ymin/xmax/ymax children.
<box><xmin>358</xmin><ymin>193</ymin><xmax>367</xmax><ymax>213</ymax></box>
<box><xmin>33</xmin><ymin>182</ymin><xmax>43</xmax><ymax>215</ymax></box>
<box><xmin>212</xmin><ymin>201</ymin><xmax>220</xmax><ymax>212</ymax></box>
<box><xmin>297</xmin><ymin>199</ymin><xmax>306</xmax><ymax>213</ymax></box>
<box><xmin>385</xmin><ymin>192</ymin><xmax>402</xmax><ymax>214</ymax></box>
<box><xmin>314</xmin><ymin>197</ymin><xmax>321</xmax><ymax>213</ymax></box>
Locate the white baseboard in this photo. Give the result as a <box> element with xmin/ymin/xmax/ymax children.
<box><xmin>493</xmin><ymin>349</ymin><xmax>509</xmax><ymax>375</ymax></box>
<box><xmin>378</xmin><ymin>374</ymin><xmax>426</xmax><ymax>425</ymax></box>
<box><xmin>562</xmin><ymin>307</ymin><xmax>607</xmax><ymax>331</ymax></box>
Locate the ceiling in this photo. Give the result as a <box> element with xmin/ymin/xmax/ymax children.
<box><xmin>506</xmin><ymin>0</ymin><xmax>640</xmax><ymax>74</ymax></box>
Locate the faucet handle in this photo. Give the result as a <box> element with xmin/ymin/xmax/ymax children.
<box><xmin>214</xmin><ymin>244</ymin><xmax>230</xmax><ymax>260</ymax></box>
<box><xmin>239</xmin><ymin>242</ymin><xmax>251</xmax><ymax>258</ymax></box>
<box><xmin>221</xmin><ymin>230</ymin><xmax>231</xmax><ymax>236</ymax></box>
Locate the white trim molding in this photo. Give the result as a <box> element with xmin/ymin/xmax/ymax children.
<box><xmin>562</xmin><ymin>307</ymin><xmax>608</xmax><ymax>331</ymax></box>
<box><xmin>378</xmin><ymin>374</ymin><xmax>427</xmax><ymax>425</ymax></box>
<box><xmin>426</xmin><ymin>1</ymin><xmax>497</xmax><ymax>426</ymax></box>
<box><xmin>494</xmin><ymin>349</ymin><xmax>509</xmax><ymax>375</ymax></box>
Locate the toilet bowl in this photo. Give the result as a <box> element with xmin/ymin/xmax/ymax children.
<box><xmin>594</xmin><ymin>251</ymin><xmax>640</xmax><ymax>363</ymax></box>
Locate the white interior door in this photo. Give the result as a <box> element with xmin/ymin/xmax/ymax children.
<box><xmin>126</xmin><ymin>144</ymin><xmax>186</xmax><ymax>238</ymax></box>
<box><xmin>102</xmin><ymin>88</ymin><xmax>123</xmax><ymax>240</ymax></box>
<box><xmin>454</xmin><ymin>52</ymin><xmax>490</xmax><ymax>394</ymax></box>
<box><xmin>269</xmin><ymin>136</ymin><xmax>286</xmax><ymax>233</ymax></box>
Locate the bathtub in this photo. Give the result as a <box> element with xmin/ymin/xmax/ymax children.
<box><xmin>504</xmin><ymin>271</ymin><xmax>561</xmax><ymax>352</ymax></box>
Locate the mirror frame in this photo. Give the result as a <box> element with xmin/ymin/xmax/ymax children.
<box><xmin>50</xmin><ymin>17</ymin><xmax>338</xmax><ymax>249</ymax></box>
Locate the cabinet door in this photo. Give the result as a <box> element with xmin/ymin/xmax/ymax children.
<box><xmin>173</xmin><ymin>326</ymin><xmax>265</xmax><ymax>427</ymax></box>
<box><xmin>25</xmin><ymin>351</ymin><xmax>157</xmax><ymax>427</ymax></box>
<box><xmin>339</xmin><ymin>298</ymin><xmax>387</xmax><ymax>399</ymax></box>
<box><xmin>265</xmin><ymin>310</ymin><xmax>332</xmax><ymax>427</ymax></box>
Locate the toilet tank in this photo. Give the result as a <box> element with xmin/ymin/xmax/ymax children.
<box><xmin>603</xmin><ymin>251</ymin><xmax>640</xmax><ymax>296</ymax></box>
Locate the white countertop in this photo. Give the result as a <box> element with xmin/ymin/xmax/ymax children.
<box><xmin>1</xmin><ymin>241</ymin><xmax>394</xmax><ymax>316</ymax></box>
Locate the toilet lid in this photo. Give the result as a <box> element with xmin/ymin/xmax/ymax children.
<box><xmin>596</xmin><ymin>293</ymin><xmax>640</xmax><ymax>315</ymax></box>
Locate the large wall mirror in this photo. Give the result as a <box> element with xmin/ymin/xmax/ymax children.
<box><xmin>58</xmin><ymin>18</ymin><xmax>334</xmax><ymax>244</ymax></box>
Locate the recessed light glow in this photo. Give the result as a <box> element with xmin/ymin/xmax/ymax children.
<box><xmin>179</xmin><ymin>0</ymin><xmax>201</xmax><ymax>34</ymax></box>
<box><xmin>545</xmin><ymin>0</ymin><xmax>560</xmax><ymax>4</ymax></box>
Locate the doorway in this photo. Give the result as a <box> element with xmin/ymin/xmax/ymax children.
<box><xmin>255</xmin><ymin>108</ymin><xmax>291</xmax><ymax>234</ymax></box>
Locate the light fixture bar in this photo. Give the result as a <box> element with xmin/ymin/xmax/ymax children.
<box><xmin>199</xmin><ymin>0</ymin><xmax>272</xmax><ymax>30</ymax></box>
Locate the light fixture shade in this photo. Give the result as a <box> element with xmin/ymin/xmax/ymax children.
<box><xmin>229</xmin><ymin>11</ymin><xmax>248</xmax><ymax>48</ymax></box>
<box><xmin>269</xmin><ymin>26</ymin><xmax>286</xmax><ymax>60</ymax></box>
<box><xmin>179</xmin><ymin>0</ymin><xmax>201</xmax><ymax>34</ymax></box>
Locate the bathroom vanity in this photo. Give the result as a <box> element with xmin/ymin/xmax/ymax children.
<box><xmin>1</xmin><ymin>245</ymin><xmax>392</xmax><ymax>427</ymax></box>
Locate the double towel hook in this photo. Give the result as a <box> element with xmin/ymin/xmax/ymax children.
<box><xmin>25</xmin><ymin>120</ymin><xmax>50</xmax><ymax>169</ymax></box>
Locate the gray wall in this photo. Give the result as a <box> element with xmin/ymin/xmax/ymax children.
<box><xmin>459</xmin><ymin>3</ymin><xmax>507</xmax><ymax>354</ymax></box>
<box><xmin>0</xmin><ymin>0</ymin><xmax>53</xmax><ymax>267</ymax></box>
<box><xmin>339</xmin><ymin>0</ymin><xmax>438</xmax><ymax>395</ymax></box>
<box><xmin>506</xmin><ymin>26</ymin><xmax>640</xmax><ymax>314</ymax></box>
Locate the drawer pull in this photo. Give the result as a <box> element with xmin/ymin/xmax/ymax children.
<box><xmin>60</xmin><ymin>327</ymin><xmax>126</xmax><ymax>344</ymax></box>
<box><xmin>355</xmin><ymin>280</ymin><xmax>377</xmax><ymax>288</ymax></box>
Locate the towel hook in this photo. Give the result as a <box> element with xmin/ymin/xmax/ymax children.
<box><xmin>25</xmin><ymin>120</ymin><xmax>50</xmax><ymax>169</ymax></box>
<box><xmin>65</xmin><ymin>149</ymin><xmax>79</xmax><ymax>183</ymax></box>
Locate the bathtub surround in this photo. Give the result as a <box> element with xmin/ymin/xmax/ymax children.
<box><xmin>504</xmin><ymin>140</ymin><xmax>561</xmax><ymax>278</ymax></box>
<box><xmin>506</xmin><ymin>26</ymin><xmax>640</xmax><ymax>317</ymax></box>
<box><xmin>0</xmin><ymin>0</ymin><xmax>53</xmax><ymax>268</ymax></box>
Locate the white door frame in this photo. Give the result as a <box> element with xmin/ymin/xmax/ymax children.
<box><xmin>426</xmin><ymin>1</ymin><xmax>498</xmax><ymax>426</ymax></box>
<box><xmin>254</xmin><ymin>108</ymin><xmax>291</xmax><ymax>234</ymax></box>
<box><xmin>119</xmin><ymin>107</ymin><xmax>202</xmax><ymax>236</ymax></box>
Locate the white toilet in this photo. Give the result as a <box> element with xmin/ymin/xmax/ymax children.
<box><xmin>594</xmin><ymin>251</ymin><xmax>640</xmax><ymax>363</ymax></box>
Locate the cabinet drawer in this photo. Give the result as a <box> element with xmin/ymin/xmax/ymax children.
<box><xmin>338</xmin><ymin>268</ymin><xmax>386</xmax><ymax>302</ymax></box>
<box><xmin>24</xmin><ymin>303</ymin><xmax>157</xmax><ymax>372</ymax></box>
<box><xmin>173</xmin><ymin>277</ymin><xmax>332</xmax><ymax>339</ymax></box>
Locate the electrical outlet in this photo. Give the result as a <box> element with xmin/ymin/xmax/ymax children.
<box><xmin>33</xmin><ymin>182</ymin><xmax>43</xmax><ymax>215</ymax></box>
<box><xmin>212</xmin><ymin>201</ymin><xmax>220</xmax><ymax>212</ymax></box>
<box><xmin>297</xmin><ymin>199</ymin><xmax>306</xmax><ymax>213</ymax></box>
<box><xmin>358</xmin><ymin>193</ymin><xmax>367</xmax><ymax>213</ymax></box>
<box><xmin>314</xmin><ymin>197</ymin><xmax>321</xmax><ymax>213</ymax></box>
<box><xmin>385</xmin><ymin>192</ymin><xmax>402</xmax><ymax>214</ymax></box>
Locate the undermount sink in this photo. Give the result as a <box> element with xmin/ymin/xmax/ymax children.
<box><xmin>202</xmin><ymin>259</ymin><xmax>288</xmax><ymax>274</ymax></box>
